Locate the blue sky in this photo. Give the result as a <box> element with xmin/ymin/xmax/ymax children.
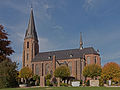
<box><xmin>0</xmin><ymin>0</ymin><xmax>120</xmax><ymax>69</ymax></box>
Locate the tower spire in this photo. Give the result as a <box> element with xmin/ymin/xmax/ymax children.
<box><xmin>80</xmin><ymin>32</ymin><xmax>83</xmax><ymax>49</ymax></box>
<box><xmin>31</xmin><ymin>3</ymin><xmax>33</xmax><ymax>9</ymax></box>
<box><xmin>25</xmin><ymin>7</ymin><xmax>38</xmax><ymax>41</ymax></box>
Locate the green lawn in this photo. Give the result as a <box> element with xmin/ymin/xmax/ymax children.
<box><xmin>1</xmin><ymin>87</ymin><xmax>120</xmax><ymax>90</ymax></box>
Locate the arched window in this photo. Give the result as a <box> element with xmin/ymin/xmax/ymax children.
<box><xmin>45</xmin><ymin>63</ymin><xmax>49</xmax><ymax>75</ymax></box>
<box><xmin>68</xmin><ymin>62</ymin><xmax>72</xmax><ymax>75</ymax></box>
<box><xmin>87</xmin><ymin>56</ymin><xmax>90</xmax><ymax>64</ymax></box>
<box><xmin>27</xmin><ymin>42</ymin><xmax>29</xmax><ymax>48</ymax></box>
<box><xmin>35</xmin><ymin>64</ymin><xmax>39</xmax><ymax>75</ymax></box>
<box><xmin>94</xmin><ymin>56</ymin><xmax>97</xmax><ymax>64</ymax></box>
<box><xmin>32</xmin><ymin>64</ymin><xmax>34</xmax><ymax>73</ymax></box>
<box><xmin>42</xmin><ymin>63</ymin><xmax>44</xmax><ymax>76</ymax></box>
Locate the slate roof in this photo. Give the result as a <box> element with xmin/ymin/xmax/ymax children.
<box><xmin>25</xmin><ymin>8</ymin><xmax>38</xmax><ymax>41</ymax></box>
<box><xmin>32</xmin><ymin>47</ymin><xmax>99</xmax><ymax>62</ymax></box>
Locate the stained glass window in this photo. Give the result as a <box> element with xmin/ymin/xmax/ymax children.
<box><xmin>35</xmin><ymin>64</ymin><xmax>39</xmax><ymax>75</ymax></box>
<box><xmin>68</xmin><ymin>62</ymin><xmax>72</xmax><ymax>75</ymax></box>
<box><xmin>45</xmin><ymin>63</ymin><xmax>49</xmax><ymax>75</ymax></box>
<box><xmin>94</xmin><ymin>56</ymin><xmax>97</xmax><ymax>64</ymax></box>
<box><xmin>87</xmin><ymin>56</ymin><xmax>90</xmax><ymax>64</ymax></box>
<box><xmin>27</xmin><ymin>42</ymin><xmax>29</xmax><ymax>48</ymax></box>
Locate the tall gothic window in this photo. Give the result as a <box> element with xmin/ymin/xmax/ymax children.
<box><xmin>94</xmin><ymin>56</ymin><xmax>97</xmax><ymax>64</ymax></box>
<box><xmin>45</xmin><ymin>63</ymin><xmax>49</xmax><ymax>75</ymax></box>
<box><xmin>42</xmin><ymin>63</ymin><xmax>44</xmax><ymax>76</ymax></box>
<box><xmin>32</xmin><ymin>43</ymin><xmax>33</xmax><ymax>59</ymax></box>
<box><xmin>27</xmin><ymin>42</ymin><xmax>29</xmax><ymax>48</ymax></box>
<box><xmin>23</xmin><ymin>50</ymin><xmax>25</xmax><ymax>65</ymax></box>
<box><xmin>32</xmin><ymin>64</ymin><xmax>34</xmax><ymax>73</ymax></box>
<box><xmin>87</xmin><ymin>56</ymin><xmax>90</xmax><ymax>64</ymax></box>
<box><xmin>35</xmin><ymin>64</ymin><xmax>39</xmax><ymax>75</ymax></box>
<box><xmin>68</xmin><ymin>62</ymin><xmax>72</xmax><ymax>75</ymax></box>
<box><xmin>76</xmin><ymin>61</ymin><xmax>77</xmax><ymax>76</ymax></box>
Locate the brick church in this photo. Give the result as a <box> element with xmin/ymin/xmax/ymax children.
<box><xmin>22</xmin><ymin>8</ymin><xmax>101</xmax><ymax>86</ymax></box>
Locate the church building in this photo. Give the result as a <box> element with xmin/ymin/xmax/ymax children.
<box><xmin>22</xmin><ymin>8</ymin><xmax>101</xmax><ymax>86</ymax></box>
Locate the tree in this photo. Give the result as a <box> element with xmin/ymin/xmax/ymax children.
<box><xmin>83</xmin><ymin>64</ymin><xmax>102</xmax><ymax>79</ymax></box>
<box><xmin>0</xmin><ymin>59</ymin><xmax>18</xmax><ymax>88</ymax></box>
<box><xmin>0</xmin><ymin>25</ymin><xmax>14</xmax><ymax>62</ymax></box>
<box><xmin>101</xmin><ymin>62</ymin><xmax>120</xmax><ymax>82</ymax></box>
<box><xmin>54</xmin><ymin>65</ymin><xmax>70</xmax><ymax>79</ymax></box>
<box><xmin>19</xmin><ymin>67</ymin><xmax>33</xmax><ymax>84</ymax></box>
<box><xmin>0</xmin><ymin>25</ymin><xmax>18</xmax><ymax>88</ymax></box>
<box><xmin>54</xmin><ymin>65</ymin><xmax>70</xmax><ymax>86</ymax></box>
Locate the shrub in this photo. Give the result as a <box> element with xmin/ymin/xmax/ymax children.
<box><xmin>99</xmin><ymin>79</ymin><xmax>104</xmax><ymax>86</ymax></box>
<box><xmin>60</xmin><ymin>83</ymin><xmax>68</xmax><ymax>87</ymax></box>
<box><xmin>46</xmin><ymin>79</ymin><xmax>53</xmax><ymax>86</ymax></box>
<box><xmin>45</xmin><ymin>74</ymin><xmax>52</xmax><ymax>80</ymax></box>
<box><xmin>80</xmin><ymin>80</ymin><xmax>83</xmax><ymax>85</ymax></box>
<box><xmin>86</xmin><ymin>80</ymin><xmax>90</xmax><ymax>86</ymax></box>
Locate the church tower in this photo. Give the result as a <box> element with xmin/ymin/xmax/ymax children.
<box><xmin>22</xmin><ymin>8</ymin><xmax>39</xmax><ymax>68</ymax></box>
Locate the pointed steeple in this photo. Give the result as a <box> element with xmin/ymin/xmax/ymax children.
<box><xmin>80</xmin><ymin>32</ymin><xmax>83</xmax><ymax>49</ymax></box>
<box><xmin>25</xmin><ymin>7</ymin><xmax>38</xmax><ymax>41</ymax></box>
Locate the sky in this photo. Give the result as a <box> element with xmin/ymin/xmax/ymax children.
<box><xmin>0</xmin><ymin>0</ymin><xmax>120</xmax><ymax>70</ymax></box>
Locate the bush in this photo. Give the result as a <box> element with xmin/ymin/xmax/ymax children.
<box><xmin>29</xmin><ymin>81</ymin><xmax>35</xmax><ymax>86</ymax></box>
<box><xmin>86</xmin><ymin>80</ymin><xmax>90</xmax><ymax>86</ymax></box>
<box><xmin>46</xmin><ymin>79</ymin><xmax>52</xmax><ymax>86</ymax></box>
<box><xmin>33</xmin><ymin>75</ymin><xmax>40</xmax><ymax>81</ymax></box>
<box><xmin>32</xmin><ymin>75</ymin><xmax>40</xmax><ymax>86</ymax></box>
<box><xmin>45</xmin><ymin>74</ymin><xmax>52</xmax><ymax>80</ymax></box>
<box><xmin>60</xmin><ymin>83</ymin><xmax>68</xmax><ymax>87</ymax></box>
<box><xmin>99</xmin><ymin>79</ymin><xmax>104</xmax><ymax>86</ymax></box>
<box><xmin>80</xmin><ymin>80</ymin><xmax>83</xmax><ymax>85</ymax></box>
<box><xmin>51</xmin><ymin>77</ymin><xmax>57</xmax><ymax>86</ymax></box>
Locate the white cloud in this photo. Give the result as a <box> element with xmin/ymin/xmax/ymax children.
<box><xmin>53</xmin><ymin>25</ymin><xmax>63</xmax><ymax>31</ymax></box>
<box><xmin>83</xmin><ymin>0</ymin><xmax>95</xmax><ymax>11</ymax></box>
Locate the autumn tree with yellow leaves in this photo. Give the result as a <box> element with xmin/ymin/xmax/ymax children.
<box><xmin>19</xmin><ymin>67</ymin><xmax>33</xmax><ymax>84</ymax></box>
<box><xmin>83</xmin><ymin>64</ymin><xmax>102</xmax><ymax>79</ymax></box>
<box><xmin>101</xmin><ymin>62</ymin><xmax>120</xmax><ymax>82</ymax></box>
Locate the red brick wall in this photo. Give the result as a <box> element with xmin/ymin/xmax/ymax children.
<box><xmin>22</xmin><ymin>38</ymin><xmax>39</xmax><ymax>69</ymax></box>
<box><xmin>31</xmin><ymin>53</ymin><xmax>101</xmax><ymax>86</ymax></box>
<box><xmin>85</xmin><ymin>54</ymin><xmax>101</xmax><ymax>65</ymax></box>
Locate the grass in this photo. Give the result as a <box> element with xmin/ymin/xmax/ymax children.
<box><xmin>1</xmin><ymin>87</ymin><xmax>120</xmax><ymax>90</ymax></box>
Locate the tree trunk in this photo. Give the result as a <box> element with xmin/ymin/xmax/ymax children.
<box><xmin>57</xmin><ymin>78</ymin><xmax>60</xmax><ymax>87</ymax></box>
